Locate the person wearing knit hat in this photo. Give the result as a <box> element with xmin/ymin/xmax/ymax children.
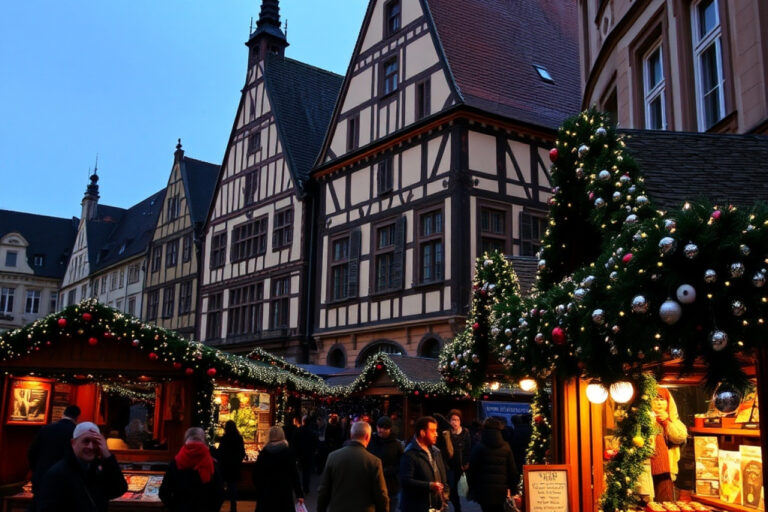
<box><xmin>35</xmin><ymin>420</ymin><xmax>128</xmax><ymax>512</ymax></box>
<box><xmin>159</xmin><ymin>427</ymin><xmax>225</xmax><ymax>512</ymax></box>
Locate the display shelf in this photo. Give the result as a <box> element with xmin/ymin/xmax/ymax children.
<box><xmin>689</xmin><ymin>426</ymin><xmax>760</xmax><ymax>437</ymax></box>
<box><xmin>691</xmin><ymin>493</ymin><xmax>759</xmax><ymax>512</ymax></box>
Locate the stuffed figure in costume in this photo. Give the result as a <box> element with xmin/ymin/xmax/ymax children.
<box><xmin>642</xmin><ymin>387</ymin><xmax>688</xmax><ymax>501</ymax></box>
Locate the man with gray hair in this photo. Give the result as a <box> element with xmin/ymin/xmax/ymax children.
<box><xmin>317</xmin><ymin>420</ymin><xmax>389</xmax><ymax>512</ymax></box>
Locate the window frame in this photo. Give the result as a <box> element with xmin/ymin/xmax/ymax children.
<box><xmin>23</xmin><ymin>289</ymin><xmax>40</xmax><ymax>314</ymax></box>
<box><xmin>161</xmin><ymin>285</ymin><xmax>175</xmax><ymax>319</ymax></box>
<box><xmin>643</xmin><ymin>42</ymin><xmax>666</xmax><ymax>130</ymax></box>
<box><xmin>248</xmin><ymin>131</ymin><xmax>262</xmax><ymax>154</ymax></box>
<box><xmin>49</xmin><ymin>291</ymin><xmax>58</xmax><ymax>312</ymax></box>
<box><xmin>478</xmin><ymin>202</ymin><xmax>511</xmax><ymax>256</ymax></box>
<box><xmin>1</xmin><ymin>287</ymin><xmax>15</xmax><ymax>314</ymax></box>
<box><xmin>416</xmin><ymin>206</ymin><xmax>445</xmax><ymax>285</ymax></box>
<box><xmin>227</xmin><ymin>282</ymin><xmax>264</xmax><ymax>336</ymax></box>
<box><xmin>181</xmin><ymin>234</ymin><xmax>192</xmax><ymax>263</ymax></box>
<box><xmin>205</xmin><ymin>293</ymin><xmax>223</xmax><ymax>340</ymax></box>
<box><xmin>243</xmin><ymin>168</ymin><xmax>260</xmax><ymax>207</ymax></box>
<box><xmin>178</xmin><ymin>280</ymin><xmax>194</xmax><ymax>315</ymax></box>
<box><xmin>520</xmin><ymin>210</ymin><xmax>548</xmax><ymax>257</ymax></box>
<box><xmin>384</xmin><ymin>0</ymin><xmax>402</xmax><ymax>37</ymax></box>
<box><xmin>380</xmin><ymin>58</ymin><xmax>399</xmax><ymax>97</ymax></box>
<box><xmin>346</xmin><ymin>115</ymin><xmax>359</xmax><ymax>152</ymax></box>
<box><xmin>151</xmin><ymin>245</ymin><xmax>162</xmax><ymax>273</ymax></box>
<box><xmin>5</xmin><ymin>251</ymin><xmax>17</xmax><ymax>267</ymax></box>
<box><xmin>231</xmin><ymin>217</ymin><xmax>268</xmax><ymax>262</ymax></box>
<box><xmin>167</xmin><ymin>194</ymin><xmax>181</xmax><ymax>222</ymax></box>
<box><xmin>374</xmin><ymin>221</ymin><xmax>397</xmax><ymax>293</ymax></box>
<box><xmin>415</xmin><ymin>79</ymin><xmax>431</xmax><ymax>120</ymax></box>
<box><xmin>329</xmin><ymin>234</ymin><xmax>351</xmax><ymax>302</ymax></box>
<box><xmin>166</xmin><ymin>238</ymin><xmax>179</xmax><ymax>268</ymax></box>
<box><xmin>270</xmin><ymin>276</ymin><xmax>290</xmax><ymax>329</ymax></box>
<box><xmin>210</xmin><ymin>232</ymin><xmax>228</xmax><ymax>269</ymax></box>
<box><xmin>127</xmin><ymin>264</ymin><xmax>140</xmax><ymax>285</ymax></box>
<box><xmin>691</xmin><ymin>0</ymin><xmax>725</xmax><ymax>130</ymax></box>
<box><xmin>377</xmin><ymin>156</ymin><xmax>394</xmax><ymax>196</ymax></box>
<box><xmin>146</xmin><ymin>289</ymin><xmax>160</xmax><ymax>321</ymax></box>
<box><xmin>272</xmin><ymin>207</ymin><xmax>294</xmax><ymax>250</ymax></box>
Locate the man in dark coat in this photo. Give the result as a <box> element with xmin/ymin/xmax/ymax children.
<box><xmin>28</xmin><ymin>404</ymin><xmax>80</xmax><ymax>495</ymax></box>
<box><xmin>35</xmin><ymin>421</ymin><xmax>128</xmax><ymax>512</ymax></box>
<box><xmin>317</xmin><ymin>420</ymin><xmax>389</xmax><ymax>512</ymax></box>
<box><xmin>467</xmin><ymin>417</ymin><xmax>519</xmax><ymax>512</ymax></box>
<box><xmin>293</xmin><ymin>415</ymin><xmax>318</xmax><ymax>494</ymax></box>
<box><xmin>367</xmin><ymin>416</ymin><xmax>403</xmax><ymax>512</ymax></box>
<box><xmin>400</xmin><ymin>416</ymin><xmax>449</xmax><ymax>512</ymax></box>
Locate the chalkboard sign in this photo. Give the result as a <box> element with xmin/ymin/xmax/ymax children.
<box><xmin>523</xmin><ymin>465</ymin><xmax>572</xmax><ymax>512</ymax></box>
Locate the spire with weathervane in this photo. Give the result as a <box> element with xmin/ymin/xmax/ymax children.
<box><xmin>81</xmin><ymin>166</ymin><xmax>100</xmax><ymax>222</ymax></box>
<box><xmin>247</xmin><ymin>0</ymin><xmax>288</xmax><ymax>62</ymax></box>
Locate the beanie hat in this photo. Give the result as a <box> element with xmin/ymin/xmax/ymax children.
<box><xmin>377</xmin><ymin>416</ymin><xmax>393</xmax><ymax>429</ymax></box>
<box><xmin>73</xmin><ymin>421</ymin><xmax>100</xmax><ymax>439</ymax></box>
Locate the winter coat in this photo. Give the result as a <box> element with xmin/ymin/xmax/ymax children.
<box><xmin>444</xmin><ymin>427</ymin><xmax>471</xmax><ymax>472</ymax></box>
<box><xmin>467</xmin><ymin>428</ymin><xmax>519</xmax><ymax>506</ymax></box>
<box><xmin>214</xmin><ymin>432</ymin><xmax>246</xmax><ymax>482</ymax></box>
<box><xmin>317</xmin><ymin>440</ymin><xmax>389</xmax><ymax>512</ymax></box>
<box><xmin>399</xmin><ymin>439</ymin><xmax>449</xmax><ymax>512</ymax></box>
<box><xmin>292</xmin><ymin>425</ymin><xmax>318</xmax><ymax>464</ymax></box>
<box><xmin>35</xmin><ymin>451</ymin><xmax>128</xmax><ymax>512</ymax></box>
<box><xmin>252</xmin><ymin>442</ymin><xmax>303</xmax><ymax>512</ymax></box>
<box><xmin>159</xmin><ymin>458</ymin><xmax>225</xmax><ymax>512</ymax></box>
<box><xmin>27</xmin><ymin>418</ymin><xmax>76</xmax><ymax>492</ymax></box>
<box><xmin>368</xmin><ymin>433</ymin><xmax>404</xmax><ymax>495</ymax></box>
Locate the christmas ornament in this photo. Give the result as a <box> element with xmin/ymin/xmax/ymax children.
<box><xmin>659</xmin><ymin>236</ymin><xmax>677</xmax><ymax>255</ymax></box>
<box><xmin>82</xmin><ymin>312</ymin><xmax>92</xmax><ymax>321</ymax></box>
<box><xmin>88</xmin><ymin>337</ymin><xmax>98</xmax><ymax>346</ymax></box>
<box><xmin>710</xmin><ymin>330</ymin><xmax>728</xmax><ymax>351</ymax></box>
<box><xmin>538</xmin><ymin>259</ymin><xmax>547</xmax><ymax>271</ymax></box>
<box><xmin>676</xmin><ymin>284</ymin><xmax>696</xmax><ymax>304</ymax></box>
<box><xmin>574</xmin><ymin>288</ymin><xmax>587</xmax><ymax>302</ymax></box>
<box><xmin>207</xmin><ymin>368</ymin><xmax>217</xmax><ymax>377</ymax></box>
<box><xmin>636</xmin><ymin>195</ymin><xmax>649</xmax><ymax>206</ymax></box>
<box><xmin>659</xmin><ymin>300</ymin><xmax>682</xmax><ymax>325</ymax></box>
<box><xmin>622</xmin><ymin>253</ymin><xmax>633</xmax><ymax>264</ymax></box>
<box><xmin>619</xmin><ymin>174</ymin><xmax>630</xmax><ymax>185</ymax></box>
<box><xmin>599</xmin><ymin>169</ymin><xmax>611</xmax><ymax>181</ymax></box>
<box><xmin>472</xmin><ymin>322</ymin><xmax>480</xmax><ymax>330</ymax></box>
<box><xmin>582</xmin><ymin>275</ymin><xmax>595</xmax><ymax>288</ymax></box>
<box><xmin>664</xmin><ymin>219</ymin><xmax>676</xmax><ymax>232</ymax></box>
<box><xmin>596</xmin><ymin>127</ymin><xmax>607</xmax><ymax>137</ymax></box>
<box><xmin>612</xmin><ymin>191</ymin><xmax>622</xmax><ymax>202</ymax></box>
<box><xmin>604</xmin><ymin>449</ymin><xmax>617</xmax><ymax>460</ymax></box>
<box><xmin>534</xmin><ymin>333</ymin><xmax>545</xmax><ymax>344</ymax></box>
<box><xmin>632</xmin><ymin>435</ymin><xmax>645</xmax><ymax>448</ymax></box>
<box><xmin>730</xmin><ymin>262</ymin><xmax>745</xmax><ymax>278</ymax></box>
<box><xmin>711</xmin><ymin>210</ymin><xmax>722</xmax><ymax>220</ymax></box>
<box><xmin>625</xmin><ymin>214</ymin><xmax>638</xmax><ymax>224</ymax></box>
<box><xmin>549</xmin><ymin>148</ymin><xmax>558</xmax><ymax>162</ymax></box>
<box><xmin>731</xmin><ymin>300</ymin><xmax>746</xmax><ymax>316</ymax></box>
<box><xmin>612</xmin><ymin>324</ymin><xmax>620</xmax><ymax>333</ymax></box>
<box><xmin>684</xmin><ymin>243</ymin><xmax>699</xmax><ymax>259</ymax></box>
<box><xmin>132</xmin><ymin>339</ymin><xmax>140</xmax><ymax>347</ymax></box>
<box><xmin>575</xmin><ymin>168</ymin><xmax>584</xmax><ymax>179</ymax></box>
<box><xmin>471</xmin><ymin>354</ymin><xmax>480</xmax><ymax>363</ymax></box>
<box><xmin>578</xmin><ymin>144</ymin><xmax>589</xmax><ymax>158</ymax></box>
<box><xmin>609</xmin><ymin>271</ymin><xmax>618</xmax><ymax>281</ymax></box>
<box><xmin>753</xmin><ymin>271</ymin><xmax>766</xmax><ymax>287</ymax></box>
<box><xmin>594</xmin><ymin>197</ymin><xmax>606</xmax><ymax>208</ymax></box>
<box><xmin>631</xmin><ymin>295</ymin><xmax>649</xmax><ymax>314</ymax></box>
<box><xmin>592</xmin><ymin>309</ymin><xmax>605</xmax><ymax>324</ymax></box>
<box><xmin>555</xmin><ymin>304</ymin><xmax>566</xmax><ymax>316</ymax></box>
<box><xmin>713</xmin><ymin>383</ymin><xmax>742</xmax><ymax>414</ymax></box>
<box><xmin>628</xmin><ymin>185</ymin><xmax>637</xmax><ymax>194</ymax></box>
<box><xmin>57</xmin><ymin>318</ymin><xmax>67</xmax><ymax>328</ymax></box>
<box><xmin>483</xmin><ymin>259</ymin><xmax>492</xmax><ymax>267</ymax></box>
<box><xmin>173</xmin><ymin>362</ymin><xmax>182</xmax><ymax>369</ymax></box>
<box><xmin>740</xmin><ymin>244</ymin><xmax>751</xmax><ymax>256</ymax></box>
<box><xmin>491</xmin><ymin>327</ymin><xmax>500</xmax><ymax>336</ymax></box>
<box><xmin>551</xmin><ymin>327</ymin><xmax>566</xmax><ymax>345</ymax></box>
<box><xmin>704</xmin><ymin>269</ymin><xmax>718</xmax><ymax>283</ymax></box>
<box><xmin>669</xmin><ymin>347</ymin><xmax>683</xmax><ymax>359</ymax></box>
<box><xmin>504</xmin><ymin>328</ymin><xmax>512</xmax><ymax>337</ymax></box>
<box><xmin>149</xmin><ymin>352</ymin><xmax>158</xmax><ymax>360</ymax></box>
<box><xmin>185</xmin><ymin>368</ymin><xmax>194</xmax><ymax>375</ymax></box>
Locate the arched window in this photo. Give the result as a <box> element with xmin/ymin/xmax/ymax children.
<box><xmin>327</xmin><ymin>347</ymin><xmax>346</xmax><ymax>368</ymax></box>
<box><xmin>418</xmin><ymin>336</ymin><xmax>442</xmax><ymax>358</ymax></box>
<box><xmin>356</xmin><ymin>341</ymin><xmax>404</xmax><ymax>367</ymax></box>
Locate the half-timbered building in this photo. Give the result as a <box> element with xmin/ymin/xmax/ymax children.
<box><xmin>198</xmin><ymin>0</ymin><xmax>342</xmax><ymax>360</ymax></box>
<box><xmin>310</xmin><ymin>0</ymin><xmax>581</xmax><ymax>368</ymax></box>
<box><xmin>60</xmin><ymin>173</ymin><xmax>165</xmax><ymax>318</ymax></box>
<box><xmin>143</xmin><ymin>141</ymin><xmax>218</xmax><ymax>338</ymax></box>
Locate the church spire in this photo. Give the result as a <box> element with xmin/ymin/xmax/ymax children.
<box><xmin>248</xmin><ymin>0</ymin><xmax>288</xmax><ymax>59</ymax></box>
<box><xmin>81</xmin><ymin>169</ymin><xmax>100</xmax><ymax>221</ymax></box>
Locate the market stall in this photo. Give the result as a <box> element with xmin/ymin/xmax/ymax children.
<box><xmin>0</xmin><ymin>300</ymin><xmax>326</xmax><ymax>510</ymax></box>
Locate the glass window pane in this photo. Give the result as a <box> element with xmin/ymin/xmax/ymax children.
<box><xmin>648</xmin><ymin>48</ymin><xmax>662</xmax><ymax>88</ymax></box>
<box><xmin>648</xmin><ymin>96</ymin><xmax>663</xmax><ymax>130</ymax></box>
<box><xmin>698</xmin><ymin>0</ymin><xmax>717</xmax><ymax>39</ymax></box>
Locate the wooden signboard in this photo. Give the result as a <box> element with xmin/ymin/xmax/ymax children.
<box><xmin>523</xmin><ymin>465</ymin><xmax>573</xmax><ymax>512</ymax></box>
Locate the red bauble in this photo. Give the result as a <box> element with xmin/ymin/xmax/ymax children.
<box><xmin>57</xmin><ymin>318</ymin><xmax>67</xmax><ymax>328</ymax></box>
<box><xmin>185</xmin><ymin>368</ymin><xmax>194</xmax><ymax>375</ymax></box>
<box><xmin>132</xmin><ymin>339</ymin><xmax>140</xmax><ymax>347</ymax></box>
<box><xmin>173</xmin><ymin>362</ymin><xmax>182</xmax><ymax>369</ymax></box>
<box><xmin>82</xmin><ymin>312</ymin><xmax>92</xmax><ymax>321</ymax></box>
<box><xmin>549</xmin><ymin>148</ymin><xmax>559</xmax><ymax>162</ymax></box>
<box><xmin>472</xmin><ymin>322</ymin><xmax>480</xmax><ymax>330</ymax></box>
<box><xmin>551</xmin><ymin>326</ymin><xmax>566</xmax><ymax>345</ymax></box>
<box><xmin>103</xmin><ymin>332</ymin><xmax>112</xmax><ymax>339</ymax></box>
<box><xmin>604</xmin><ymin>449</ymin><xmax>617</xmax><ymax>460</ymax></box>
<box><xmin>711</xmin><ymin>210</ymin><xmax>722</xmax><ymax>220</ymax></box>
<box><xmin>534</xmin><ymin>414</ymin><xmax>543</xmax><ymax>424</ymax></box>
<box><xmin>622</xmin><ymin>253</ymin><xmax>633</xmax><ymax>264</ymax></box>
<box><xmin>207</xmin><ymin>368</ymin><xmax>217</xmax><ymax>377</ymax></box>
<box><xmin>413</xmin><ymin>390</ymin><xmax>420</xmax><ymax>396</ymax></box>
<box><xmin>88</xmin><ymin>337</ymin><xmax>98</xmax><ymax>346</ymax></box>
<box><xmin>376</xmin><ymin>364</ymin><xmax>383</xmax><ymax>370</ymax></box>
<box><xmin>483</xmin><ymin>394</ymin><xmax>489</xmax><ymax>400</ymax></box>
<box><xmin>148</xmin><ymin>352</ymin><xmax>158</xmax><ymax>360</ymax></box>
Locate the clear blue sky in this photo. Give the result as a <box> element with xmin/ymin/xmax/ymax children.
<box><xmin>1</xmin><ymin>1</ymin><xmax>368</xmax><ymax>219</ymax></box>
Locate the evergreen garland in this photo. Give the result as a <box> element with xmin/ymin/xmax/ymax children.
<box><xmin>525</xmin><ymin>384</ymin><xmax>552</xmax><ymax>467</ymax></box>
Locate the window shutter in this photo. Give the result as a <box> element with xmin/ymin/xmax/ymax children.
<box><xmin>392</xmin><ymin>217</ymin><xmax>406</xmax><ymax>289</ymax></box>
<box><xmin>348</xmin><ymin>229</ymin><xmax>361</xmax><ymax>298</ymax></box>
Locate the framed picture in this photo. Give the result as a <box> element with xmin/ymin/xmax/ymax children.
<box><xmin>6</xmin><ymin>378</ymin><xmax>52</xmax><ymax>425</ymax></box>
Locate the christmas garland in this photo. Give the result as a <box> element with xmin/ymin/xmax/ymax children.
<box><xmin>600</xmin><ymin>373</ymin><xmax>657</xmax><ymax>512</ymax></box>
<box><xmin>101</xmin><ymin>383</ymin><xmax>155</xmax><ymax>404</ymax></box>
<box><xmin>525</xmin><ymin>383</ymin><xmax>551</xmax><ymax>466</ymax></box>
<box><xmin>341</xmin><ymin>352</ymin><xmax>453</xmax><ymax>397</ymax></box>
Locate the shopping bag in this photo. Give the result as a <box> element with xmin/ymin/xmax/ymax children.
<box><xmin>295</xmin><ymin>501</ymin><xmax>308</xmax><ymax>512</ymax></box>
<box><xmin>457</xmin><ymin>473</ymin><xmax>469</xmax><ymax>498</ymax></box>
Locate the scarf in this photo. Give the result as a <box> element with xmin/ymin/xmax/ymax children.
<box><xmin>175</xmin><ymin>441</ymin><xmax>214</xmax><ymax>483</ymax></box>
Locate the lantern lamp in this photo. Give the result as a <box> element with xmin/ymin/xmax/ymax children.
<box><xmin>609</xmin><ymin>381</ymin><xmax>635</xmax><ymax>404</ymax></box>
<box><xmin>586</xmin><ymin>382</ymin><xmax>609</xmax><ymax>404</ymax></box>
<box><xmin>519</xmin><ymin>378</ymin><xmax>537</xmax><ymax>392</ymax></box>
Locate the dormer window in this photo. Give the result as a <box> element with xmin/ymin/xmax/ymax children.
<box><xmin>385</xmin><ymin>0</ymin><xmax>401</xmax><ymax>37</ymax></box>
<box><xmin>5</xmin><ymin>251</ymin><xmax>17</xmax><ymax>267</ymax></box>
<box><xmin>533</xmin><ymin>64</ymin><xmax>554</xmax><ymax>83</ymax></box>
<box><xmin>33</xmin><ymin>255</ymin><xmax>45</xmax><ymax>267</ymax></box>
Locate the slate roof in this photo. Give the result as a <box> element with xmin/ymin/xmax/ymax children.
<box><xmin>426</xmin><ymin>0</ymin><xmax>581</xmax><ymax>130</ymax></box>
<box><xmin>89</xmin><ymin>190</ymin><xmax>166</xmax><ymax>272</ymax></box>
<box><xmin>0</xmin><ymin>210</ymin><xmax>78</xmax><ymax>279</ymax></box>
<box><xmin>180</xmin><ymin>156</ymin><xmax>219</xmax><ymax>227</ymax></box>
<box><xmin>386</xmin><ymin>354</ymin><xmax>443</xmax><ymax>383</ymax></box>
<box><xmin>509</xmin><ymin>256</ymin><xmax>538</xmax><ymax>295</ymax></box>
<box><xmin>621</xmin><ymin>130</ymin><xmax>768</xmax><ymax>211</ymax></box>
<box><xmin>264</xmin><ymin>53</ymin><xmax>343</xmax><ymax>194</ymax></box>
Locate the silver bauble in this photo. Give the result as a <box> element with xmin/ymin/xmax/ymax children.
<box><xmin>578</xmin><ymin>144</ymin><xmax>589</xmax><ymax>158</ymax></box>
<box><xmin>491</xmin><ymin>327</ymin><xmax>500</xmax><ymax>336</ymax></box>
<box><xmin>669</xmin><ymin>347</ymin><xmax>683</xmax><ymax>359</ymax></box>
<box><xmin>740</xmin><ymin>244</ymin><xmax>751</xmax><ymax>256</ymax></box>
<box><xmin>575</xmin><ymin>168</ymin><xmax>585</xmax><ymax>179</ymax></box>
<box><xmin>730</xmin><ymin>262</ymin><xmax>745</xmax><ymax>278</ymax></box>
<box><xmin>753</xmin><ymin>271</ymin><xmax>766</xmax><ymax>288</ymax></box>
<box><xmin>538</xmin><ymin>259</ymin><xmax>547</xmax><ymax>271</ymax></box>
<box><xmin>676</xmin><ymin>284</ymin><xmax>696</xmax><ymax>304</ymax></box>
<box><xmin>596</xmin><ymin>127</ymin><xmax>607</xmax><ymax>137</ymax></box>
<box><xmin>684</xmin><ymin>243</ymin><xmax>699</xmax><ymax>259</ymax></box>
<box><xmin>612</xmin><ymin>191</ymin><xmax>622</xmax><ymax>202</ymax></box>
<box><xmin>636</xmin><ymin>195</ymin><xmax>649</xmax><ymax>206</ymax></box>
<box><xmin>731</xmin><ymin>300</ymin><xmax>746</xmax><ymax>317</ymax></box>
<box><xmin>472</xmin><ymin>354</ymin><xmax>480</xmax><ymax>363</ymax></box>
<box><xmin>605</xmin><ymin>257</ymin><xmax>615</xmax><ymax>269</ymax></box>
<box><xmin>659</xmin><ymin>300</ymin><xmax>682</xmax><ymax>325</ymax></box>
<box><xmin>504</xmin><ymin>328</ymin><xmax>512</xmax><ymax>337</ymax></box>
<box><xmin>704</xmin><ymin>269</ymin><xmax>718</xmax><ymax>283</ymax></box>
<box><xmin>631</xmin><ymin>295</ymin><xmax>649</xmax><ymax>314</ymax></box>
<box><xmin>574</xmin><ymin>288</ymin><xmax>587</xmax><ymax>302</ymax></box>
<box><xmin>710</xmin><ymin>330</ymin><xmax>728</xmax><ymax>351</ymax></box>
<box><xmin>599</xmin><ymin>170</ymin><xmax>611</xmax><ymax>181</ymax></box>
<box><xmin>625</xmin><ymin>214</ymin><xmax>638</xmax><ymax>224</ymax></box>
<box><xmin>628</xmin><ymin>185</ymin><xmax>637</xmax><ymax>194</ymax></box>
<box><xmin>450</xmin><ymin>360</ymin><xmax>458</xmax><ymax>369</ymax></box>
<box><xmin>619</xmin><ymin>174</ymin><xmax>631</xmax><ymax>185</ymax></box>
<box><xmin>504</xmin><ymin>344</ymin><xmax>512</xmax><ymax>353</ymax></box>
<box><xmin>609</xmin><ymin>345</ymin><xmax>619</xmax><ymax>356</ymax></box>
<box><xmin>610</xmin><ymin>271</ymin><xmax>619</xmax><ymax>281</ymax></box>
<box><xmin>534</xmin><ymin>333</ymin><xmax>545</xmax><ymax>344</ymax></box>
<box><xmin>659</xmin><ymin>236</ymin><xmax>677</xmax><ymax>255</ymax></box>
<box><xmin>582</xmin><ymin>275</ymin><xmax>595</xmax><ymax>288</ymax></box>
<box><xmin>612</xmin><ymin>324</ymin><xmax>620</xmax><ymax>334</ymax></box>
<box><xmin>592</xmin><ymin>309</ymin><xmax>605</xmax><ymax>324</ymax></box>
<box><xmin>632</xmin><ymin>231</ymin><xmax>644</xmax><ymax>243</ymax></box>
<box><xmin>594</xmin><ymin>197</ymin><xmax>606</xmax><ymax>208</ymax></box>
<box><xmin>555</xmin><ymin>304</ymin><xmax>566</xmax><ymax>316</ymax></box>
<box><xmin>713</xmin><ymin>383</ymin><xmax>742</xmax><ymax>414</ymax></box>
<box><xmin>483</xmin><ymin>259</ymin><xmax>493</xmax><ymax>267</ymax></box>
<box><xmin>664</xmin><ymin>219</ymin><xmax>676</xmax><ymax>232</ymax></box>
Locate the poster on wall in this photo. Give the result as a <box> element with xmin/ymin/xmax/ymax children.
<box><xmin>50</xmin><ymin>383</ymin><xmax>73</xmax><ymax>422</ymax></box>
<box><xmin>6</xmin><ymin>379</ymin><xmax>52</xmax><ymax>425</ymax></box>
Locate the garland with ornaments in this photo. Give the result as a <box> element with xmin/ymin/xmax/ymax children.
<box><xmin>340</xmin><ymin>352</ymin><xmax>453</xmax><ymax>397</ymax></box>
<box><xmin>438</xmin><ymin>251</ymin><xmax>523</xmax><ymax>395</ymax></box>
<box><xmin>525</xmin><ymin>383</ymin><xmax>552</xmax><ymax>468</ymax></box>
<box><xmin>101</xmin><ymin>383</ymin><xmax>155</xmax><ymax>404</ymax></box>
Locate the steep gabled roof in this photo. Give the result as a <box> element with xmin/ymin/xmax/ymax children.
<box><xmin>90</xmin><ymin>190</ymin><xmax>166</xmax><ymax>272</ymax></box>
<box><xmin>264</xmin><ymin>53</ymin><xmax>343</xmax><ymax>195</ymax></box>
<box><xmin>425</xmin><ymin>0</ymin><xmax>581</xmax><ymax>131</ymax></box>
<box><xmin>179</xmin><ymin>156</ymin><xmax>219</xmax><ymax>226</ymax></box>
<box><xmin>621</xmin><ymin>130</ymin><xmax>768</xmax><ymax>211</ymax></box>
<box><xmin>0</xmin><ymin>210</ymin><xmax>78</xmax><ymax>279</ymax></box>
